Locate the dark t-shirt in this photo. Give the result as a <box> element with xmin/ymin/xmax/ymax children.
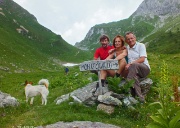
<box><xmin>94</xmin><ymin>45</ymin><xmax>114</xmax><ymax>60</ymax></box>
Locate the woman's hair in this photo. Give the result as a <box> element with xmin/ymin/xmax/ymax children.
<box><xmin>112</xmin><ymin>35</ymin><xmax>125</xmax><ymax>48</ymax></box>
<box><xmin>99</xmin><ymin>34</ymin><xmax>110</xmax><ymax>42</ymax></box>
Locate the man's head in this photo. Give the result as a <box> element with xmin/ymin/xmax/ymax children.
<box><xmin>125</xmin><ymin>31</ymin><xmax>136</xmax><ymax>48</ymax></box>
<box><xmin>99</xmin><ymin>34</ymin><xmax>110</xmax><ymax>48</ymax></box>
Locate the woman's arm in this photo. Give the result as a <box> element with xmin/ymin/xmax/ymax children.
<box><xmin>115</xmin><ymin>49</ymin><xmax>127</xmax><ymax>60</ymax></box>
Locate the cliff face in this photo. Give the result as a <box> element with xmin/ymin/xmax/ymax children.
<box><xmin>133</xmin><ymin>0</ymin><xmax>180</xmax><ymax>16</ymax></box>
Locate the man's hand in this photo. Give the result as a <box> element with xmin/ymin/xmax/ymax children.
<box><xmin>125</xmin><ymin>63</ymin><xmax>131</xmax><ymax>70</ymax></box>
<box><xmin>108</xmin><ymin>48</ymin><xmax>115</xmax><ymax>54</ymax></box>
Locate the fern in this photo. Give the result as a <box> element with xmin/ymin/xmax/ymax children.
<box><xmin>107</xmin><ymin>77</ymin><xmax>133</xmax><ymax>95</ymax></box>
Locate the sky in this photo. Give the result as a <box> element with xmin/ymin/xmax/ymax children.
<box><xmin>13</xmin><ymin>0</ymin><xmax>144</xmax><ymax>45</ymax></box>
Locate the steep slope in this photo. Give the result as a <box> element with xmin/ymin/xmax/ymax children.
<box><xmin>75</xmin><ymin>0</ymin><xmax>180</xmax><ymax>54</ymax></box>
<box><xmin>145</xmin><ymin>16</ymin><xmax>180</xmax><ymax>54</ymax></box>
<box><xmin>0</xmin><ymin>0</ymin><xmax>92</xmax><ymax>73</ymax></box>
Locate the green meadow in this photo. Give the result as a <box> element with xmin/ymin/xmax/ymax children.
<box><xmin>0</xmin><ymin>53</ymin><xmax>180</xmax><ymax>128</ymax></box>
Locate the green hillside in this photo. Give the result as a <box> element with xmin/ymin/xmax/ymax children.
<box><xmin>144</xmin><ymin>16</ymin><xmax>180</xmax><ymax>54</ymax></box>
<box><xmin>75</xmin><ymin>15</ymin><xmax>157</xmax><ymax>52</ymax></box>
<box><xmin>0</xmin><ymin>0</ymin><xmax>92</xmax><ymax>74</ymax></box>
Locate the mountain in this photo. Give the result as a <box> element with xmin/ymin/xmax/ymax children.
<box><xmin>75</xmin><ymin>0</ymin><xmax>180</xmax><ymax>54</ymax></box>
<box><xmin>0</xmin><ymin>0</ymin><xmax>92</xmax><ymax>74</ymax></box>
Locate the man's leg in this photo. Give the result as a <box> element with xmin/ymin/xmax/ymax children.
<box><xmin>127</xmin><ymin>63</ymin><xmax>150</xmax><ymax>102</ymax></box>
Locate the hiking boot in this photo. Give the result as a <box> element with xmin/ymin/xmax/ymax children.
<box><xmin>116</xmin><ymin>72</ymin><xmax>120</xmax><ymax>77</ymax></box>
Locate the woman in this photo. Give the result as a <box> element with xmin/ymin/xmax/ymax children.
<box><xmin>100</xmin><ymin>35</ymin><xmax>127</xmax><ymax>83</ymax></box>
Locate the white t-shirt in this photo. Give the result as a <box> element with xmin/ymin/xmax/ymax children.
<box><xmin>127</xmin><ymin>42</ymin><xmax>150</xmax><ymax>69</ymax></box>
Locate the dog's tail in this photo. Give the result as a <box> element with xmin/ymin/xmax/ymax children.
<box><xmin>38</xmin><ymin>79</ymin><xmax>49</xmax><ymax>88</ymax></box>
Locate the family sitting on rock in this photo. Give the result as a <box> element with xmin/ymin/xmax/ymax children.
<box><xmin>93</xmin><ymin>32</ymin><xmax>150</xmax><ymax>103</ymax></box>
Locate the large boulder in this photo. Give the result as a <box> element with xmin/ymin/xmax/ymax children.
<box><xmin>37</xmin><ymin>121</ymin><xmax>120</xmax><ymax>128</ymax></box>
<box><xmin>55</xmin><ymin>81</ymin><xmax>99</xmax><ymax>105</ymax></box>
<box><xmin>0</xmin><ymin>91</ymin><xmax>19</xmax><ymax>107</ymax></box>
<box><xmin>140</xmin><ymin>78</ymin><xmax>153</xmax><ymax>96</ymax></box>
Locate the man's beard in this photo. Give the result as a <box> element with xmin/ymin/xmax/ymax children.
<box><xmin>102</xmin><ymin>44</ymin><xmax>107</xmax><ymax>47</ymax></box>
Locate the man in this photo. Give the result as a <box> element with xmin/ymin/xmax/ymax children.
<box><xmin>125</xmin><ymin>32</ymin><xmax>150</xmax><ymax>102</ymax></box>
<box><xmin>94</xmin><ymin>34</ymin><xmax>114</xmax><ymax>60</ymax></box>
<box><xmin>65</xmin><ymin>67</ymin><xmax>69</xmax><ymax>75</ymax></box>
<box><xmin>92</xmin><ymin>35</ymin><xmax>114</xmax><ymax>93</ymax></box>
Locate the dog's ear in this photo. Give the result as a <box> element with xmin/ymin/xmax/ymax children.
<box><xmin>25</xmin><ymin>80</ymin><xmax>28</xmax><ymax>85</ymax></box>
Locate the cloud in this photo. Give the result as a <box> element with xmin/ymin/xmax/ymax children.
<box><xmin>13</xmin><ymin>0</ymin><xmax>144</xmax><ymax>45</ymax></box>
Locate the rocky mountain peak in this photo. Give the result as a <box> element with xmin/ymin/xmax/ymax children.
<box><xmin>133</xmin><ymin>0</ymin><xmax>180</xmax><ymax>17</ymax></box>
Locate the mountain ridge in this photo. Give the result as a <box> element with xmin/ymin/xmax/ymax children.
<box><xmin>75</xmin><ymin>0</ymin><xmax>180</xmax><ymax>53</ymax></box>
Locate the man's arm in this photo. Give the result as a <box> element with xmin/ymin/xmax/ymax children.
<box><xmin>125</xmin><ymin>57</ymin><xmax>145</xmax><ymax>70</ymax></box>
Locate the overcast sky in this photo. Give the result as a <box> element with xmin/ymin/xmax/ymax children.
<box><xmin>13</xmin><ymin>0</ymin><xmax>144</xmax><ymax>45</ymax></box>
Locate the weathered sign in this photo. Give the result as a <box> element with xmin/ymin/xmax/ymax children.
<box><xmin>79</xmin><ymin>59</ymin><xmax>119</xmax><ymax>71</ymax></box>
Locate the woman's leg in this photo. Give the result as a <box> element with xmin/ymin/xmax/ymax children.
<box><xmin>116</xmin><ymin>58</ymin><xmax>127</xmax><ymax>77</ymax></box>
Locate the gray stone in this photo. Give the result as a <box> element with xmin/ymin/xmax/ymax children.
<box><xmin>98</xmin><ymin>95</ymin><xmax>122</xmax><ymax>106</ymax></box>
<box><xmin>37</xmin><ymin>121</ymin><xmax>120</xmax><ymax>128</ymax></box>
<box><xmin>123</xmin><ymin>96</ymin><xmax>139</xmax><ymax>106</ymax></box>
<box><xmin>0</xmin><ymin>91</ymin><xmax>19</xmax><ymax>107</ymax></box>
<box><xmin>97</xmin><ymin>103</ymin><xmax>115</xmax><ymax>114</ymax></box>
<box><xmin>123</xmin><ymin>97</ymin><xmax>131</xmax><ymax>106</ymax></box>
<box><xmin>110</xmin><ymin>92</ymin><xmax>125</xmax><ymax>100</ymax></box>
<box><xmin>140</xmin><ymin>78</ymin><xmax>153</xmax><ymax>96</ymax></box>
<box><xmin>56</xmin><ymin>81</ymin><xmax>98</xmax><ymax>105</ymax></box>
<box><xmin>128</xmin><ymin>96</ymin><xmax>139</xmax><ymax>105</ymax></box>
<box><xmin>93</xmin><ymin>85</ymin><xmax>109</xmax><ymax>96</ymax></box>
<box><xmin>55</xmin><ymin>78</ymin><xmax>152</xmax><ymax>107</ymax></box>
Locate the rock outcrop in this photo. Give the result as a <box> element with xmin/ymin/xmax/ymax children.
<box><xmin>133</xmin><ymin>0</ymin><xmax>180</xmax><ymax>17</ymax></box>
<box><xmin>0</xmin><ymin>91</ymin><xmax>19</xmax><ymax>107</ymax></box>
<box><xmin>55</xmin><ymin>78</ymin><xmax>153</xmax><ymax>114</ymax></box>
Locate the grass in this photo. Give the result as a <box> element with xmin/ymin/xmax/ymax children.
<box><xmin>0</xmin><ymin>52</ymin><xmax>179</xmax><ymax>128</ymax></box>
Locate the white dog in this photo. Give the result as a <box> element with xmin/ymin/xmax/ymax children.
<box><xmin>24</xmin><ymin>79</ymin><xmax>49</xmax><ymax>105</ymax></box>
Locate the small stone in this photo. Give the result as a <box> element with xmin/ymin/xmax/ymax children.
<box><xmin>97</xmin><ymin>103</ymin><xmax>115</xmax><ymax>114</ymax></box>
